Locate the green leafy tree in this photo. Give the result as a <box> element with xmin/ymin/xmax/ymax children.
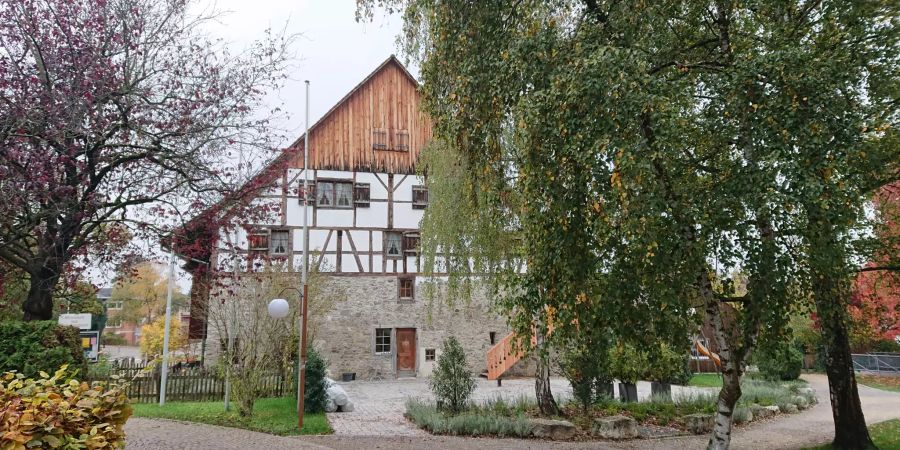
<box><xmin>430</xmin><ymin>336</ymin><xmax>475</xmax><ymax>415</ymax></box>
<box><xmin>360</xmin><ymin>2</ymin><xmax>897</xmax><ymax>448</ymax></box>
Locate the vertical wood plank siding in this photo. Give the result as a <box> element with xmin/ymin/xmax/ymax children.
<box><xmin>288</xmin><ymin>59</ymin><xmax>432</xmax><ymax>174</ymax></box>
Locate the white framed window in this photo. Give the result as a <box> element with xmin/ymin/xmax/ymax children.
<box><xmin>375</xmin><ymin>328</ymin><xmax>391</xmax><ymax>354</ymax></box>
<box><xmin>317</xmin><ymin>182</ymin><xmax>334</xmax><ymax>207</ymax></box>
<box><xmin>270</xmin><ymin>230</ymin><xmax>290</xmax><ymax>256</ymax></box>
<box><xmin>335</xmin><ymin>182</ymin><xmax>353</xmax><ymax>208</ymax></box>
<box><xmin>316</xmin><ymin>181</ymin><xmax>353</xmax><ymax>209</ymax></box>
<box><xmin>385</xmin><ymin>232</ymin><xmax>403</xmax><ymax>258</ymax></box>
<box><xmin>107</xmin><ymin>317</ymin><xmax>122</xmax><ymax>328</ymax></box>
<box><xmin>106</xmin><ymin>300</ymin><xmax>123</xmax><ymax>310</ymax></box>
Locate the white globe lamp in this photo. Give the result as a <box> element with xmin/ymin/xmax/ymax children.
<box><xmin>268</xmin><ymin>298</ymin><xmax>290</xmax><ymax>319</ymax></box>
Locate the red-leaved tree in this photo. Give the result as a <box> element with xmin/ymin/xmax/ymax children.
<box><xmin>0</xmin><ymin>0</ymin><xmax>293</xmax><ymax>320</ymax></box>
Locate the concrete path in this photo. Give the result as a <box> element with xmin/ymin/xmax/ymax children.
<box><xmin>124</xmin><ymin>374</ymin><xmax>900</xmax><ymax>449</ymax></box>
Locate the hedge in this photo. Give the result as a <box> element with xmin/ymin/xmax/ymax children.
<box><xmin>0</xmin><ymin>321</ymin><xmax>85</xmax><ymax>378</ymax></box>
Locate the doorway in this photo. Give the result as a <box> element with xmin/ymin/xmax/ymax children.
<box><xmin>395</xmin><ymin>328</ymin><xmax>416</xmax><ymax>377</ymax></box>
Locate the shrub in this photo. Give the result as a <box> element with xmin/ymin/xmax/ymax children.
<box><xmin>0</xmin><ymin>321</ymin><xmax>85</xmax><ymax>378</ymax></box>
<box><xmin>646</xmin><ymin>342</ymin><xmax>691</xmax><ymax>385</ymax></box>
<box><xmin>756</xmin><ymin>341</ymin><xmax>803</xmax><ymax>381</ymax></box>
<box><xmin>0</xmin><ymin>365</ymin><xmax>132</xmax><ymax>449</ymax></box>
<box><xmin>430</xmin><ymin>336</ymin><xmax>475</xmax><ymax>414</ymax></box>
<box><xmin>608</xmin><ymin>343</ymin><xmax>647</xmax><ymax>384</ymax></box>
<box><xmin>560</xmin><ymin>338</ymin><xmax>612</xmax><ymax>410</ymax></box>
<box><xmin>304</xmin><ymin>347</ymin><xmax>327</xmax><ymax>413</ymax></box>
<box><xmin>405</xmin><ymin>398</ymin><xmax>533</xmax><ymax>438</ymax></box>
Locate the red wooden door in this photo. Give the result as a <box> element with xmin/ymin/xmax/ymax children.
<box><xmin>396</xmin><ymin>328</ymin><xmax>416</xmax><ymax>373</ymax></box>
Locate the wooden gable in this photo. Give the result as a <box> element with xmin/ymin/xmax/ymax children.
<box><xmin>288</xmin><ymin>56</ymin><xmax>432</xmax><ymax>174</ymax></box>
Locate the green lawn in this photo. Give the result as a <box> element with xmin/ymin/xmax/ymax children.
<box><xmin>857</xmin><ymin>374</ymin><xmax>900</xmax><ymax>393</ymax></box>
<box><xmin>805</xmin><ymin>419</ymin><xmax>900</xmax><ymax>450</ymax></box>
<box><xmin>688</xmin><ymin>373</ymin><xmax>723</xmax><ymax>387</ymax></box>
<box><xmin>131</xmin><ymin>397</ymin><xmax>331</xmax><ymax>436</ymax></box>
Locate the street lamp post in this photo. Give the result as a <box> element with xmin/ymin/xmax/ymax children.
<box><xmin>268</xmin><ymin>285</ymin><xmax>305</xmax><ymax>430</ymax></box>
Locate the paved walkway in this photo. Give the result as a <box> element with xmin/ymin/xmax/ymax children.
<box><xmin>125</xmin><ymin>374</ymin><xmax>900</xmax><ymax>449</ymax></box>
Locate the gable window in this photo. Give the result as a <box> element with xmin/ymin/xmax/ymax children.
<box><xmin>373</xmin><ymin>129</ymin><xmax>388</xmax><ymax>150</ymax></box>
<box><xmin>398</xmin><ymin>277</ymin><xmax>414</xmax><ymax>300</ymax></box>
<box><xmin>354</xmin><ymin>183</ymin><xmax>370</xmax><ymax>207</ymax></box>
<box><xmin>375</xmin><ymin>328</ymin><xmax>391</xmax><ymax>354</ymax></box>
<box><xmin>270</xmin><ymin>230</ymin><xmax>290</xmax><ymax>256</ymax></box>
<box><xmin>412</xmin><ymin>186</ymin><xmax>428</xmax><ymax>209</ymax></box>
<box><xmin>403</xmin><ymin>233</ymin><xmax>420</xmax><ymax>254</ymax></box>
<box><xmin>394</xmin><ymin>130</ymin><xmax>410</xmax><ymax>151</ymax></box>
<box><xmin>316</xmin><ymin>181</ymin><xmax>353</xmax><ymax>209</ymax></box>
<box><xmin>385</xmin><ymin>232</ymin><xmax>403</xmax><ymax>258</ymax></box>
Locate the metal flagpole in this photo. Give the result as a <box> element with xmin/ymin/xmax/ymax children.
<box><xmin>159</xmin><ymin>247</ymin><xmax>176</xmax><ymax>405</ymax></box>
<box><xmin>297</xmin><ymin>79</ymin><xmax>311</xmax><ymax>429</ymax></box>
<box><xmin>224</xmin><ymin>231</ymin><xmax>238</xmax><ymax>411</ymax></box>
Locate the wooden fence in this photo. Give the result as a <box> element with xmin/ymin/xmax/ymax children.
<box><xmin>88</xmin><ymin>361</ymin><xmax>291</xmax><ymax>403</ymax></box>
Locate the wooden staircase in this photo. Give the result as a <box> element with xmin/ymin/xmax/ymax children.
<box><xmin>486</xmin><ymin>332</ymin><xmax>535</xmax><ymax>380</ymax></box>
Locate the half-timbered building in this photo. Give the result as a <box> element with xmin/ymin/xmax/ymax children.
<box><xmin>179</xmin><ymin>56</ymin><xmax>526</xmax><ymax>380</ymax></box>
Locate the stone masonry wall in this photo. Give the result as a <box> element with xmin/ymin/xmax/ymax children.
<box><xmin>201</xmin><ymin>275</ymin><xmax>533</xmax><ymax>381</ymax></box>
<box><xmin>314</xmin><ymin>276</ymin><xmax>511</xmax><ymax>380</ymax></box>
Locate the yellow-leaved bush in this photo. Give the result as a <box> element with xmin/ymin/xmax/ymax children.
<box><xmin>0</xmin><ymin>365</ymin><xmax>132</xmax><ymax>449</ymax></box>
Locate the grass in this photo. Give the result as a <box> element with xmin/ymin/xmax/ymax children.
<box><xmin>805</xmin><ymin>419</ymin><xmax>900</xmax><ymax>450</ymax></box>
<box><xmin>857</xmin><ymin>374</ymin><xmax>900</xmax><ymax>393</ymax></box>
<box><xmin>689</xmin><ymin>373</ymin><xmax>723</xmax><ymax>387</ymax></box>
<box><xmin>132</xmin><ymin>396</ymin><xmax>331</xmax><ymax>436</ymax></box>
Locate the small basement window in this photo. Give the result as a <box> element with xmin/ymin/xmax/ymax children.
<box><xmin>398</xmin><ymin>277</ymin><xmax>414</xmax><ymax>300</ymax></box>
<box><xmin>425</xmin><ymin>349</ymin><xmax>436</xmax><ymax>362</ymax></box>
<box><xmin>375</xmin><ymin>328</ymin><xmax>391</xmax><ymax>354</ymax></box>
<box><xmin>412</xmin><ymin>186</ymin><xmax>428</xmax><ymax>209</ymax></box>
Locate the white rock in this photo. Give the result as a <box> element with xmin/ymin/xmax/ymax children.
<box><xmin>325</xmin><ymin>398</ymin><xmax>337</xmax><ymax>413</ymax></box>
<box><xmin>340</xmin><ymin>400</ymin><xmax>355</xmax><ymax>412</ymax></box>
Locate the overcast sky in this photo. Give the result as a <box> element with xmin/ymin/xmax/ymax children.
<box><xmin>200</xmin><ymin>0</ymin><xmax>411</xmax><ymax>143</ymax></box>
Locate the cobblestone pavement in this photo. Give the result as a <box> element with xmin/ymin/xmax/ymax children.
<box><xmin>125</xmin><ymin>374</ymin><xmax>900</xmax><ymax>449</ymax></box>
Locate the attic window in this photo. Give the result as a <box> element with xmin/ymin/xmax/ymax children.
<box><xmin>373</xmin><ymin>129</ymin><xmax>388</xmax><ymax>150</ymax></box>
<box><xmin>394</xmin><ymin>130</ymin><xmax>410</xmax><ymax>151</ymax></box>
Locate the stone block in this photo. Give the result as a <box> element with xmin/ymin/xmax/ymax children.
<box><xmin>750</xmin><ymin>404</ymin><xmax>776</xmax><ymax>420</ymax></box>
<box><xmin>531</xmin><ymin>419</ymin><xmax>578</xmax><ymax>440</ymax></box>
<box><xmin>792</xmin><ymin>395</ymin><xmax>810</xmax><ymax>410</ymax></box>
<box><xmin>592</xmin><ymin>415</ymin><xmax>638</xmax><ymax>439</ymax></box>
<box><xmin>683</xmin><ymin>413</ymin><xmax>714</xmax><ymax>435</ymax></box>
<box><xmin>782</xmin><ymin>403</ymin><xmax>799</xmax><ymax>414</ymax></box>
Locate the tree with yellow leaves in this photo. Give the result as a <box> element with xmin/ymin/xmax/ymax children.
<box><xmin>139</xmin><ymin>316</ymin><xmax>186</xmax><ymax>360</ymax></box>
